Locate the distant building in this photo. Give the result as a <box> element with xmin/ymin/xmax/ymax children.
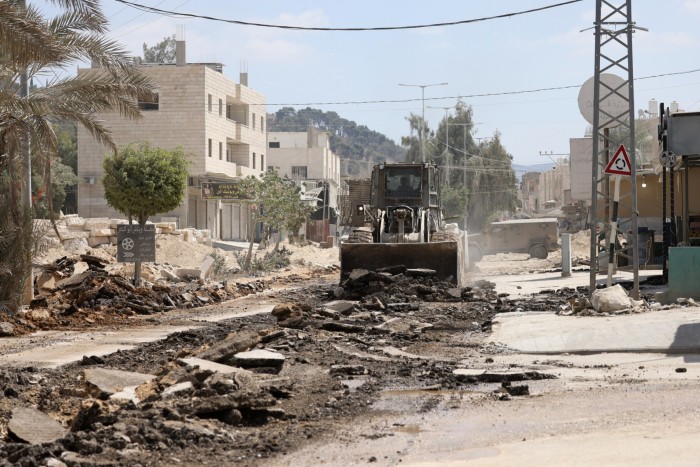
<box><xmin>520</xmin><ymin>172</ymin><xmax>541</xmax><ymax>213</ymax></box>
<box><xmin>76</xmin><ymin>37</ymin><xmax>266</xmax><ymax>240</ymax></box>
<box><xmin>266</xmin><ymin>129</ymin><xmax>341</xmax><ymax>241</ymax></box>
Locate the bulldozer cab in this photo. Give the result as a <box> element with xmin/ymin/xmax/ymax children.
<box><xmin>371</xmin><ymin>163</ymin><xmax>439</xmax><ymax>210</ymax></box>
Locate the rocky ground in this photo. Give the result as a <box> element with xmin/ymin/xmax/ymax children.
<box><xmin>0</xmin><ymin>232</ymin><xmax>666</xmax><ymax>466</ymax></box>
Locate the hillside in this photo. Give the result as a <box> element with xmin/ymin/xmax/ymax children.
<box><xmin>267</xmin><ymin>107</ymin><xmax>406</xmax><ymax>177</ymax></box>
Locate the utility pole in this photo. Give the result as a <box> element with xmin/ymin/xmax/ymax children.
<box><xmin>588</xmin><ymin>0</ymin><xmax>643</xmax><ymax>300</ymax></box>
<box><xmin>398</xmin><ymin>82</ymin><xmax>448</xmax><ymax>163</ymax></box>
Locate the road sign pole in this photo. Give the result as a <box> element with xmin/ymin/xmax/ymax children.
<box><xmin>607</xmin><ymin>175</ymin><xmax>621</xmax><ymax>286</ymax></box>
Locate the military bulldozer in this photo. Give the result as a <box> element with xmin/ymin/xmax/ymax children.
<box><xmin>339</xmin><ymin>162</ymin><xmax>468</xmax><ymax>284</ymax></box>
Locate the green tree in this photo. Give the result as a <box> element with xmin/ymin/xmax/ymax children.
<box><xmin>103</xmin><ymin>142</ymin><xmax>189</xmax><ymax>284</ymax></box>
<box><xmin>465</xmin><ymin>134</ymin><xmax>518</xmax><ymax>230</ymax></box>
<box><xmin>405</xmin><ymin>102</ymin><xmax>517</xmax><ymax>231</ymax></box>
<box><xmin>143</xmin><ymin>35</ymin><xmax>176</xmax><ymax>63</ymax></box>
<box><xmin>55</xmin><ymin>122</ymin><xmax>78</xmax><ymax>212</ymax></box>
<box><xmin>102</xmin><ymin>142</ymin><xmax>190</xmax><ymax>225</ymax></box>
<box><xmin>0</xmin><ymin>0</ymin><xmax>155</xmax><ymax>313</ymax></box>
<box><xmin>237</xmin><ymin>171</ymin><xmax>313</xmax><ymax>270</ymax></box>
<box><xmin>401</xmin><ymin>113</ymin><xmax>427</xmax><ymax>163</ymax></box>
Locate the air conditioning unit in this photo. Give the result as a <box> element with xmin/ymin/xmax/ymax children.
<box><xmin>83</xmin><ymin>176</ymin><xmax>95</xmax><ymax>185</ymax></box>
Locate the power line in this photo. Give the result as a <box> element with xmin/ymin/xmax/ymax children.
<box><xmin>264</xmin><ymin>68</ymin><xmax>700</xmax><ymax>107</ymax></box>
<box><xmin>114</xmin><ymin>0</ymin><xmax>193</xmax><ymax>38</ymax></box>
<box><xmin>113</xmin><ymin>0</ymin><xmax>582</xmax><ymax>31</ymax></box>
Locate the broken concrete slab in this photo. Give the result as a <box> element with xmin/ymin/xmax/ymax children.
<box><xmin>179</xmin><ymin>357</ymin><xmax>256</xmax><ymax>377</ymax></box>
<box><xmin>8</xmin><ymin>407</ymin><xmax>66</xmax><ymax>444</ymax></box>
<box><xmin>175</xmin><ymin>268</ymin><xmax>204</xmax><ymax>280</ymax></box>
<box><xmin>233</xmin><ymin>349</ymin><xmax>285</xmax><ymax>371</ymax></box>
<box><xmin>162</xmin><ymin>381</ymin><xmax>194</xmax><ymax>399</ymax></box>
<box><xmin>109</xmin><ymin>386</ymin><xmax>140</xmax><ymax>404</ymax></box>
<box><xmin>324</xmin><ymin>300</ymin><xmax>357</xmax><ymax>315</ymax></box>
<box><xmin>195</xmin><ymin>330</ymin><xmax>260</xmax><ymax>364</ymax></box>
<box><xmin>84</xmin><ymin>368</ymin><xmax>156</xmax><ymax>398</ymax></box>
<box><xmin>200</xmin><ymin>255</ymin><xmax>216</xmax><ymax>278</ymax></box>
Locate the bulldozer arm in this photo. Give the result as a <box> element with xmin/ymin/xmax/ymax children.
<box><xmin>340</xmin><ymin>241</ymin><xmax>466</xmax><ymax>285</ymax></box>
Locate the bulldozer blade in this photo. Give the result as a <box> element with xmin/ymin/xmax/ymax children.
<box><xmin>340</xmin><ymin>241</ymin><xmax>464</xmax><ymax>284</ymax></box>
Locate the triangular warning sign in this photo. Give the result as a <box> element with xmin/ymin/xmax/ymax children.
<box><xmin>604</xmin><ymin>145</ymin><xmax>632</xmax><ymax>175</ymax></box>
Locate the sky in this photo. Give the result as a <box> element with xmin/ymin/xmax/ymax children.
<box><xmin>41</xmin><ymin>0</ymin><xmax>700</xmax><ymax>165</ymax></box>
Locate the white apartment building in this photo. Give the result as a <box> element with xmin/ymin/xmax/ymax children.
<box><xmin>266</xmin><ymin>129</ymin><xmax>340</xmax><ymax>187</ymax></box>
<box><xmin>266</xmin><ymin>129</ymin><xmax>341</xmax><ymax>241</ymax></box>
<box><xmin>76</xmin><ymin>38</ymin><xmax>266</xmax><ymax>240</ymax></box>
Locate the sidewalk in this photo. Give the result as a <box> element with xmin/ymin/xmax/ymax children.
<box><xmin>486</xmin><ymin>268</ymin><xmax>700</xmax><ymax>354</ymax></box>
<box><xmin>489</xmin><ymin>308</ymin><xmax>700</xmax><ymax>354</ymax></box>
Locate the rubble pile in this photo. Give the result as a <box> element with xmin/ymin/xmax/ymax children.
<box><xmin>0</xmin><ymin>271</ymin><xmax>563</xmax><ymax>465</ymax></box>
<box><xmin>39</xmin><ymin>216</ymin><xmax>213</xmax><ymax>252</ymax></box>
<box><xmin>30</xmin><ymin>254</ymin><xmax>269</xmax><ymax>319</ymax></box>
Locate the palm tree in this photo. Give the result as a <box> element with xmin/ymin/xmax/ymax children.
<box><xmin>0</xmin><ymin>0</ymin><xmax>156</xmax><ymax>313</ymax></box>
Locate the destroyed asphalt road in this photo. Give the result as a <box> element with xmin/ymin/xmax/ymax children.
<box><xmin>2</xmin><ymin>250</ymin><xmax>700</xmax><ymax>466</ymax></box>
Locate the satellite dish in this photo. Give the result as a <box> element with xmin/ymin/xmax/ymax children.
<box><xmin>577</xmin><ymin>74</ymin><xmax>629</xmax><ymax>129</ymax></box>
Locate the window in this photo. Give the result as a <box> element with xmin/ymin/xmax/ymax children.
<box><xmin>218</xmin><ymin>99</ymin><xmax>223</xmax><ymax>116</ymax></box>
<box><xmin>208</xmin><ymin>139</ymin><xmax>212</xmax><ymax>157</ymax></box>
<box><xmin>219</xmin><ymin>142</ymin><xmax>223</xmax><ymax>160</ymax></box>
<box><xmin>261</xmin><ymin>116</ymin><xmax>264</xmax><ymax>132</ymax></box>
<box><xmin>291</xmin><ymin>166</ymin><xmax>308</xmax><ymax>178</ymax></box>
<box><xmin>226</xmin><ymin>147</ymin><xmax>231</xmax><ymax>162</ymax></box>
<box><xmin>207</xmin><ymin>94</ymin><xmax>212</xmax><ymax>112</ymax></box>
<box><xmin>260</xmin><ymin>154</ymin><xmax>265</xmax><ymax>170</ymax></box>
<box><xmin>138</xmin><ymin>92</ymin><xmax>159</xmax><ymax>110</ymax></box>
<box><xmin>252</xmin><ymin>113</ymin><xmax>256</xmax><ymax>129</ymax></box>
<box><xmin>252</xmin><ymin>152</ymin><xmax>256</xmax><ymax>169</ymax></box>
<box><xmin>268</xmin><ymin>142</ymin><xmax>280</xmax><ymax>148</ymax></box>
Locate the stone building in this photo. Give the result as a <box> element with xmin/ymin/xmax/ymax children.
<box><xmin>76</xmin><ymin>38</ymin><xmax>266</xmax><ymax>241</ymax></box>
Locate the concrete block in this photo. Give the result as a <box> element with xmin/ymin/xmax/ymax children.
<box><xmin>63</xmin><ymin>238</ymin><xmax>89</xmax><ymax>252</ymax></box>
<box><xmin>62</xmin><ymin>215</ymin><xmax>84</xmax><ymax>227</ymax></box>
<box><xmin>60</xmin><ymin>229</ymin><xmax>90</xmax><ymax>240</ymax></box>
<box><xmin>175</xmin><ymin>268</ymin><xmax>203</xmax><ymax>280</ymax></box>
<box><xmin>83</xmin><ymin>218</ymin><xmax>111</xmax><ymax>230</ymax></box>
<box><xmin>87</xmin><ymin>236</ymin><xmax>110</xmax><ymax>248</ymax></box>
<box><xmin>90</xmin><ymin>228</ymin><xmax>114</xmax><ymax>237</ymax></box>
<box><xmin>200</xmin><ymin>255</ymin><xmax>215</xmax><ymax>278</ymax></box>
<box><xmin>109</xmin><ymin>236</ymin><xmax>118</xmax><ymax>245</ymax></box>
<box><xmin>156</xmin><ymin>222</ymin><xmax>177</xmax><ymax>231</ymax></box>
<box><xmin>110</xmin><ymin>218</ymin><xmax>128</xmax><ymax>228</ymax></box>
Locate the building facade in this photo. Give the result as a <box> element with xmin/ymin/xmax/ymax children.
<box><xmin>266</xmin><ymin>129</ymin><xmax>341</xmax><ymax>241</ymax></box>
<box><xmin>76</xmin><ymin>40</ymin><xmax>266</xmax><ymax>240</ymax></box>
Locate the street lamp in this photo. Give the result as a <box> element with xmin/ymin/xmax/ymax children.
<box><xmin>398</xmin><ymin>82</ymin><xmax>448</xmax><ymax>163</ymax></box>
